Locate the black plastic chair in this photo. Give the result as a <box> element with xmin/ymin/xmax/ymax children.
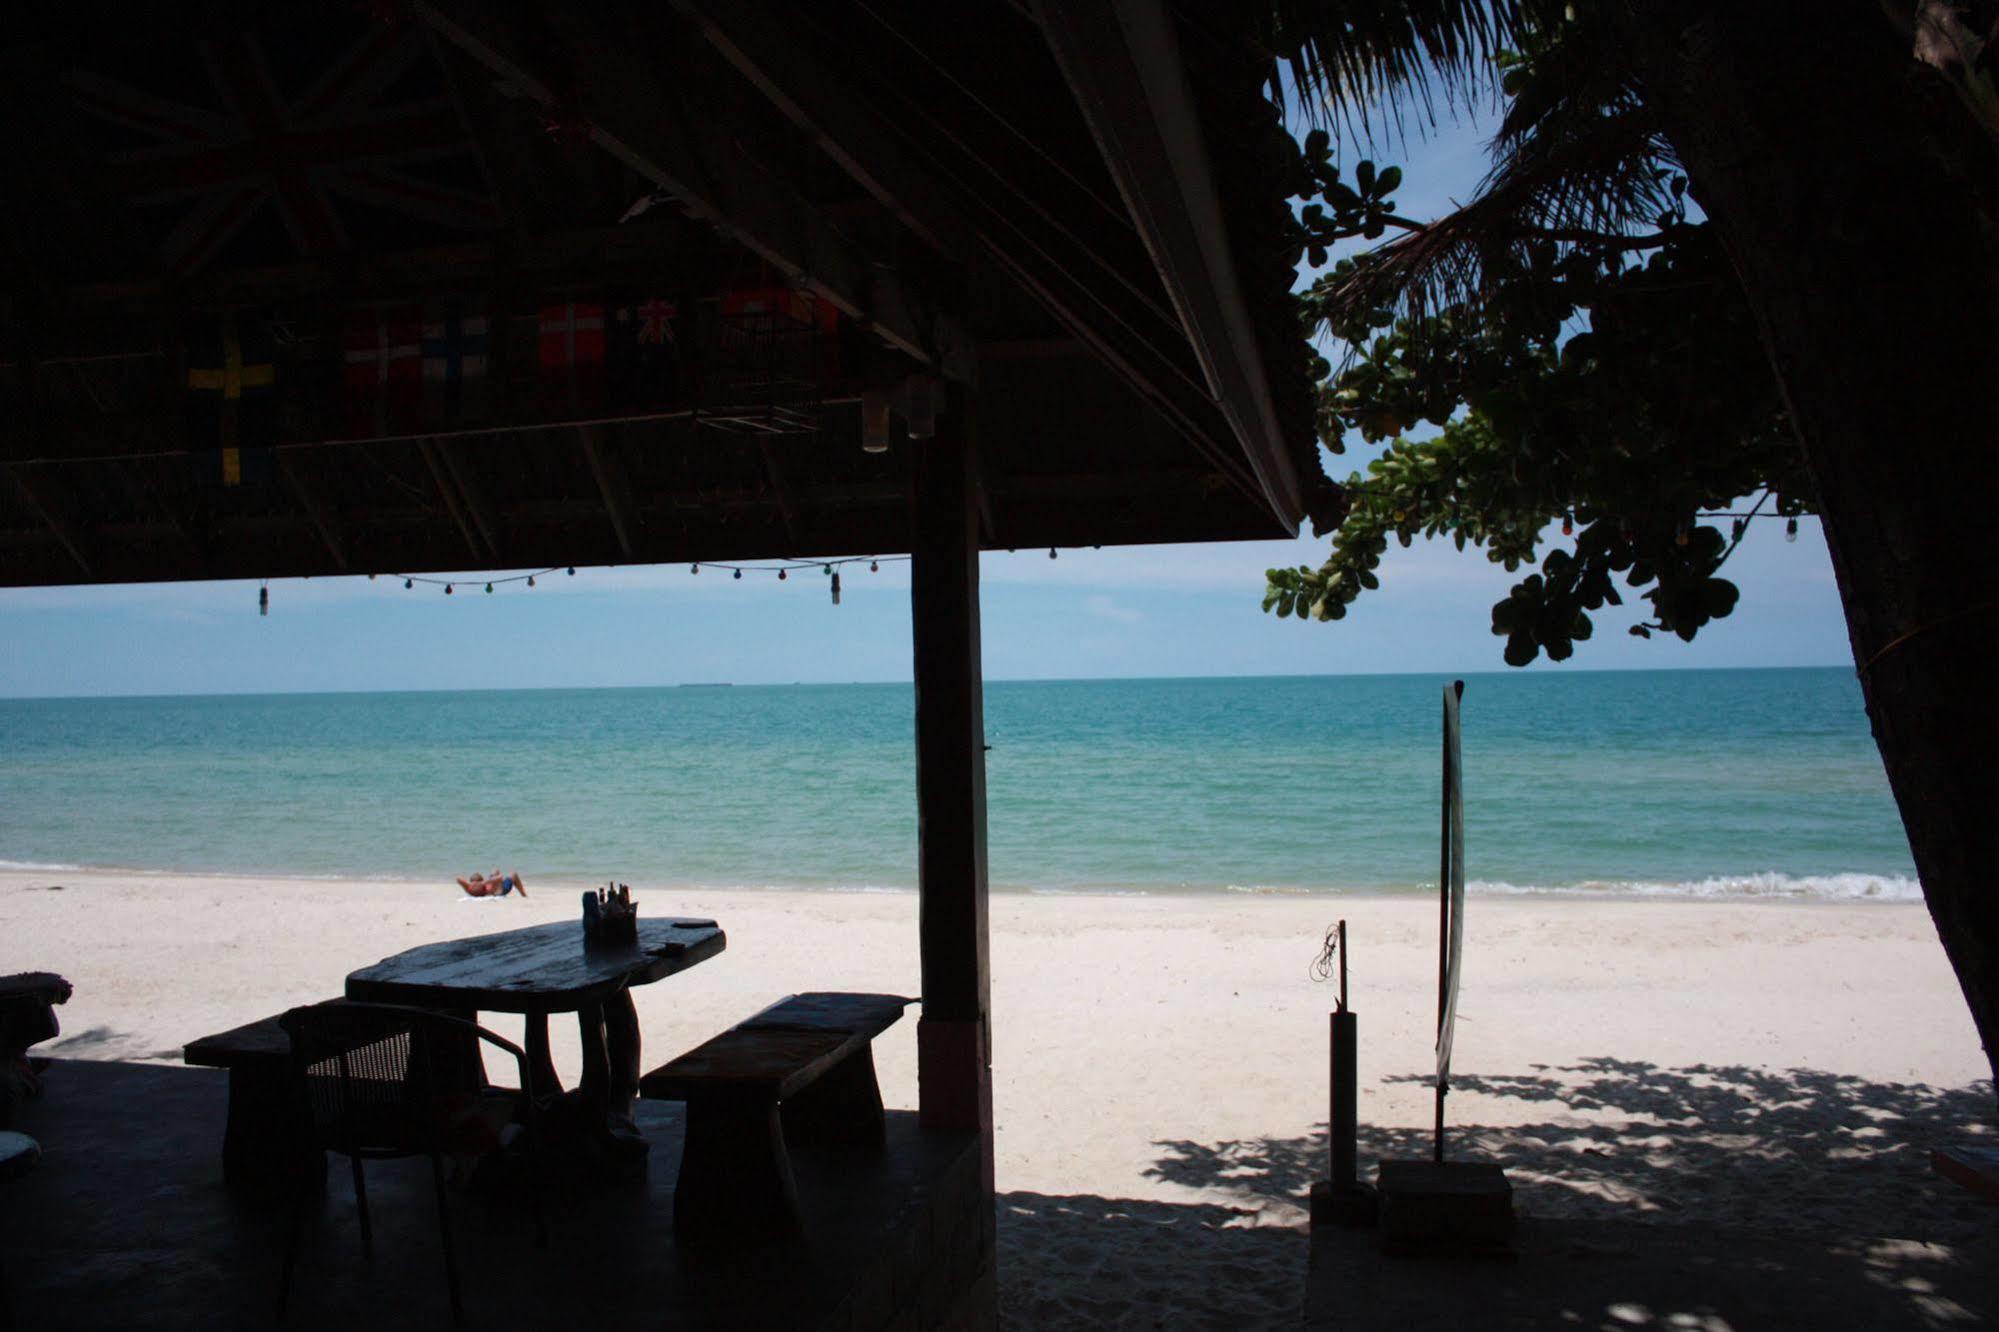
<box><xmin>275</xmin><ymin>1001</ymin><xmax>545</xmax><ymax>1325</ymax></box>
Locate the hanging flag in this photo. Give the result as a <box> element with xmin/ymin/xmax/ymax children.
<box><xmin>421</xmin><ymin>305</ymin><xmax>490</xmax><ymax>426</ymax></box>
<box><xmin>538</xmin><ymin>300</ymin><xmax>606</xmax><ymax>413</ymax></box>
<box><xmin>184</xmin><ymin>310</ymin><xmax>278</xmax><ymax>486</ymax></box>
<box><xmin>1436</xmin><ymin>680</ymin><xmax>1467</xmax><ymax>1096</ymax></box>
<box><xmin>609</xmin><ymin>295</ymin><xmax>678</xmax><ymax>407</ymax></box>
<box><xmin>342</xmin><ymin>305</ymin><xmax>422</xmax><ymax>437</ymax></box>
<box><xmin>71</xmin><ymin>22</ymin><xmax>499</xmax><ymax>276</ymax></box>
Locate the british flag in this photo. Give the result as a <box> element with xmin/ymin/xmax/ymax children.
<box><xmin>70</xmin><ymin>20</ymin><xmax>497</xmax><ymax>276</ymax></box>
<box><xmin>610</xmin><ymin>297</ymin><xmax>680</xmax><ymax>407</ymax></box>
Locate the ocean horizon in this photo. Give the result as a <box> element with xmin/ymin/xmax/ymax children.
<box><xmin>0</xmin><ymin>667</ymin><xmax>1919</xmax><ymax>902</ymax></box>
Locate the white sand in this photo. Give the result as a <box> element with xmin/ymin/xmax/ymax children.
<box><xmin>5</xmin><ymin>869</ymin><xmax>1993</xmax><ymax>1327</ymax></box>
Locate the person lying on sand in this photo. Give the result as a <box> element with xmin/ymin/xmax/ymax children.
<box><xmin>457</xmin><ymin>870</ymin><xmax>527</xmax><ymax>899</ymax></box>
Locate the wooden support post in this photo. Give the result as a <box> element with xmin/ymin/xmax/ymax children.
<box><xmin>910</xmin><ymin>385</ymin><xmax>993</xmax><ymax>1187</ymax></box>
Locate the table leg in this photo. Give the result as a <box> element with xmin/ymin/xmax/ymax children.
<box><xmin>603</xmin><ymin>986</ymin><xmax>641</xmax><ymax>1136</ymax></box>
<box><xmin>575</xmin><ymin>991</ymin><xmax>644</xmax><ymax>1156</ymax></box>
<box><xmin>442</xmin><ymin>1007</ymin><xmax>488</xmax><ymax>1091</ymax></box>
<box><xmin>523</xmin><ymin>1013</ymin><xmax>561</xmax><ymax>1102</ymax></box>
<box><xmin>575</xmin><ymin>1001</ymin><xmax>610</xmax><ymax>1115</ymax></box>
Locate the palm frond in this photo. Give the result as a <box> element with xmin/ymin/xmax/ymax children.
<box><xmin>1312</xmin><ymin>100</ymin><xmax>1669</xmax><ymax>334</ymax></box>
<box><xmin>1257</xmin><ymin>0</ymin><xmax>1530</xmax><ymax>140</ymax></box>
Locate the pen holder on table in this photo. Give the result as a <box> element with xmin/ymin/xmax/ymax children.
<box><xmin>583</xmin><ymin>882</ymin><xmax>639</xmax><ymax>947</ymax></box>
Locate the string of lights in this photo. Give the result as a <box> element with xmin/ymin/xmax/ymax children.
<box><xmin>257</xmin><ymin>548</ymin><xmax>1091</xmax><ymax>613</ymax></box>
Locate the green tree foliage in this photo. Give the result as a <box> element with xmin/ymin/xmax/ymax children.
<box><xmin>1262</xmin><ymin>21</ymin><xmax>1814</xmax><ymax>664</ymax></box>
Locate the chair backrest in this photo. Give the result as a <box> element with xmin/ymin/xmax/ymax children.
<box><xmin>279</xmin><ymin>1002</ymin><xmax>479</xmax><ymax>1156</ymax></box>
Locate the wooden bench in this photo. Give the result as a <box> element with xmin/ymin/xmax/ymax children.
<box><xmin>639</xmin><ymin>992</ymin><xmax>912</xmax><ymax>1246</ymax></box>
<box><xmin>184</xmin><ymin>1005</ymin><xmax>340</xmax><ymax>1192</ymax></box>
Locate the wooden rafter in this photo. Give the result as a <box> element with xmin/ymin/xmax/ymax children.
<box><xmin>577</xmin><ymin>426</ymin><xmax>640</xmax><ymax>560</ymax></box>
<box><xmin>277</xmin><ymin>450</ymin><xmax>348</xmax><ymax>571</ymax></box>
<box><xmin>698</xmin><ymin>0</ymin><xmax>1267</xmax><ymax>508</ymax></box>
<box><xmin>4</xmin><ymin>464</ymin><xmax>92</xmax><ymax>576</ymax></box>
<box><xmin>412</xmin><ymin>0</ymin><xmax>945</xmax><ymax>368</ymax></box>
<box><xmin>417</xmin><ymin>439</ymin><xmax>487</xmax><ymax>562</ymax></box>
<box><xmin>1036</xmin><ymin>0</ymin><xmax>1307</xmax><ymax>529</ymax></box>
<box><xmin>438</xmin><ymin>440</ymin><xmax>505</xmax><ymax>562</ymax></box>
<box><xmin>672</xmin><ymin>0</ymin><xmax>970</xmax><ymax>259</ymax></box>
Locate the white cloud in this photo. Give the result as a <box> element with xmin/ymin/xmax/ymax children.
<box><xmin>1083</xmin><ymin>594</ymin><xmax>1143</xmax><ymax>624</ymax></box>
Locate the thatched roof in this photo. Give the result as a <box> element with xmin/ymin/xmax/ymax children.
<box><xmin>0</xmin><ymin>0</ymin><xmax>1326</xmax><ymax>587</ymax></box>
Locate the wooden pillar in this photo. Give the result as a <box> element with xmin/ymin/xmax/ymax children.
<box><xmin>911</xmin><ymin>385</ymin><xmax>994</xmax><ymax>1187</ymax></box>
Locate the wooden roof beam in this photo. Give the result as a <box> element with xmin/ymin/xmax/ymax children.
<box><xmin>276</xmin><ymin>450</ymin><xmax>348</xmax><ymax>572</ymax></box>
<box><xmin>778</xmin><ymin>5</ymin><xmax>1266</xmax><ymax>508</ymax></box>
<box><xmin>1036</xmin><ymin>0</ymin><xmax>1307</xmax><ymax>530</ymax></box>
<box><xmin>577</xmin><ymin>426</ymin><xmax>640</xmax><ymax>560</ymax></box>
<box><xmin>758</xmin><ymin>439</ymin><xmax>801</xmax><ymax>546</ymax></box>
<box><xmin>417</xmin><ymin>439</ymin><xmax>488</xmax><ymax>563</ymax></box>
<box><xmin>3</xmin><ymin>464</ymin><xmax>92</xmax><ymax>576</ymax></box>
<box><xmin>414</xmin><ymin>0</ymin><xmax>945</xmax><ymax>369</ymax></box>
<box><xmin>673</xmin><ymin>0</ymin><xmax>970</xmax><ymax>260</ymax></box>
<box><xmin>438</xmin><ymin>440</ymin><xmax>505</xmax><ymax>562</ymax></box>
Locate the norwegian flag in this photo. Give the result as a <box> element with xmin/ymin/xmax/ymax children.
<box><xmin>538</xmin><ymin>301</ymin><xmax>607</xmax><ymax>414</ymax></box>
<box><xmin>342</xmin><ymin>306</ymin><xmax>423</xmax><ymax>438</ymax></box>
<box><xmin>422</xmin><ymin>308</ymin><xmax>490</xmax><ymax>426</ymax></box>
<box><xmin>70</xmin><ymin>21</ymin><xmax>497</xmax><ymax>276</ymax></box>
<box><xmin>610</xmin><ymin>296</ymin><xmax>679</xmax><ymax>407</ymax></box>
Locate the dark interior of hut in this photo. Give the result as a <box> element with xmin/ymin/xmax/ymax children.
<box><xmin>0</xmin><ymin>0</ymin><xmax>1327</xmax><ymax>590</ymax></box>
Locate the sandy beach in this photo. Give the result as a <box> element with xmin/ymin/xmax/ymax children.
<box><xmin>6</xmin><ymin>868</ymin><xmax>1993</xmax><ymax>1326</ymax></box>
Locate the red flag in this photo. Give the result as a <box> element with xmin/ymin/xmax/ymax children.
<box><xmin>342</xmin><ymin>306</ymin><xmax>422</xmax><ymax>437</ymax></box>
<box><xmin>539</xmin><ymin>301</ymin><xmax>607</xmax><ymax>413</ymax></box>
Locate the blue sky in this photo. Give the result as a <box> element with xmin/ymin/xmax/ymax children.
<box><xmin>0</xmin><ymin>116</ymin><xmax>1853</xmax><ymax>698</ymax></box>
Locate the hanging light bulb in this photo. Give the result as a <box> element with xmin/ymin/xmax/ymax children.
<box><xmin>527</xmin><ymin>575</ymin><xmax>536</xmax><ymax>587</ymax></box>
<box><xmin>367</xmin><ymin>573</ymin><xmax>376</xmax><ymax>581</ymax></box>
<box><xmin>446</xmin><ymin>583</ymin><xmax>454</xmax><ymax>595</ymax></box>
<box><xmin>691</xmin><ymin>564</ymin><xmax>699</xmax><ymax>575</ymax></box>
<box><xmin>1048</xmin><ymin>547</ymin><xmax>1057</xmax><ymax>559</ymax></box>
<box><xmin>1675</xmin><ymin>522</ymin><xmax>1690</xmax><ymax>547</ymax></box>
<box><xmin>733</xmin><ymin>568</ymin><xmax>742</xmax><ymax>580</ymax></box>
<box><xmin>823</xmin><ymin>564</ymin><xmax>832</xmax><ymax>576</ymax></box>
<box><xmin>869</xmin><ymin>560</ymin><xmax>878</xmax><ymax>573</ymax></box>
<box><xmin>258</xmin><ymin>585</ymin><xmax>268</xmax><ymax>617</ymax></box>
<box><xmin>485</xmin><ymin>582</ymin><xmax>494</xmax><ymax>593</ymax></box>
<box><xmin>567</xmin><ymin>567</ymin><xmax>576</xmax><ymax>576</ymax></box>
<box><xmin>831</xmin><ymin>571</ymin><xmax>842</xmax><ymax>605</ymax></box>
<box><xmin>405</xmin><ymin>578</ymin><xmax>414</xmax><ymax>590</ymax></box>
<box><xmin>778</xmin><ymin>568</ymin><xmax>787</xmax><ymax>581</ymax></box>
<box><xmin>1561</xmin><ymin>513</ymin><xmax>1573</xmax><ymax>537</ymax></box>
<box><xmin>1785</xmin><ymin>518</ymin><xmax>1799</xmax><ymax>543</ymax></box>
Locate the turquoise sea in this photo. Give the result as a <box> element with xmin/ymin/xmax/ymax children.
<box><xmin>0</xmin><ymin>668</ymin><xmax>1918</xmax><ymax>900</ymax></box>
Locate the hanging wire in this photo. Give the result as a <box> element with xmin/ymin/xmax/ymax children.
<box><xmin>1310</xmin><ymin>922</ymin><xmax>1342</xmax><ymax>984</ymax></box>
<box><xmin>369</xmin><ymin>554</ymin><xmax>913</xmax><ymax>595</ymax></box>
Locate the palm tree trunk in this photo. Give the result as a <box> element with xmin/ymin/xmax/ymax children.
<box><xmin>1631</xmin><ymin>3</ymin><xmax>1999</xmax><ymax>1086</ymax></box>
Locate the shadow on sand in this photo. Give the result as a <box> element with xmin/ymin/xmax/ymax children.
<box><xmin>996</xmin><ymin>1062</ymin><xmax>1996</xmax><ymax>1330</ymax></box>
<box><xmin>1148</xmin><ymin>1059</ymin><xmax>1996</xmax><ymax>1244</ymax></box>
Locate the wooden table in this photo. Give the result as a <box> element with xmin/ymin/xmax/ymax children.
<box><xmin>346</xmin><ymin>918</ymin><xmax>726</xmax><ymax>1146</ymax></box>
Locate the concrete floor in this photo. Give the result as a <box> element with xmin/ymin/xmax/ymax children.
<box><xmin>2</xmin><ymin>1058</ymin><xmax>976</xmax><ymax>1330</ymax></box>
